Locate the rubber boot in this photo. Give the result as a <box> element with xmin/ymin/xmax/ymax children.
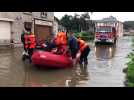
<box><xmin>84</xmin><ymin>60</ymin><xmax>88</xmax><ymax>65</ymax></box>
<box><xmin>22</xmin><ymin>55</ymin><xmax>26</xmax><ymax>61</ymax></box>
<box><xmin>79</xmin><ymin>60</ymin><xmax>83</xmax><ymax>65</ymax></box>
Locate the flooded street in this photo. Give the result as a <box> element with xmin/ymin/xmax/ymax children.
<box><xmin>0</xmin><ymin>36</ymin><xmax>133</xmax><ymax>87</ymax></box>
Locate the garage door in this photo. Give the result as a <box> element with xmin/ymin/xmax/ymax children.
<box><xmin>0</xmin><ymin>21</ymin><xmax>11</xmax><ymax>44</ymax></box>
<box><xmin>35</xmin><ymin>25</ymin><xmax>52</xmax><ymax>42</ymax></box>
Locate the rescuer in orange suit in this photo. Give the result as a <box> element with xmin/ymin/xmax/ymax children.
<box><xmin>54</xmin><ymin>31</ymin><xmax>68</xmax><ymax>54</ymax></box>
<box><xmin>55</xmin><ymin>31</ymin><xmax>67</xmax><ymax>46</ymax></box>
<box><xmin>77</xmin><ymin>36</ymin><xmax>90</xmax><ymax>65</ymax></box>
<box><xmin>24</xmin><ymin>29</ymin><xmax>36</xmax><ymax>62</ymax></box>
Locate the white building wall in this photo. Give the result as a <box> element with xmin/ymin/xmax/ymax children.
<box><xmin>0</xmin><ymin>12</ymin><xmax>54</xmax><ymax>46</ymax></box>
<box><xmin>53</xmin><ymin>20</ymin><xmax>58</xmax><ymax>35</ymax></box>
<box><xmin>0</xmin><ymin>22</ymin><xmax>11</xmax><ymax>39</ymax></box>
<box><xmin>32</xmin><ymin>12</ymin><xmax>54</xmax><ymax>21</ymax></box>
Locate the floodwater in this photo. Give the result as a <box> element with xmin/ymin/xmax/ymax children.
<box><xmin>0</xmin><ymin>36</ymin><xmax>133</xmax><ymax>87</ymax></box>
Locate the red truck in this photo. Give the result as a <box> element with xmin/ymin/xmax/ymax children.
<box><xmin>95</xmin><ymin>26</ymin><xmax>117</xmax><ymax>45</ymax></box>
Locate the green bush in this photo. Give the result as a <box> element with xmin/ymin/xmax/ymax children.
<box><xmin>74</xmin><ymin>32</ymin><xmax>80</xmax><ymax>37</ymax></box>
<box><xmin>127</xmin><ymin>61</ymin><xmax>134</xmax><ymax>83</ymax></box>
<box><xmin>126</xmin><ymin>37</ymin><xmax>134</xmax><ymax>87</ymax></box>
<box><xmin>127</xmin><ymin>82</ymin><xmax>134</xmax><ymax>87</ymax></box>
<box><xmin>74</xmin><ymin>32</ymin><xmax>94</xmax><ymax>41</ymax></box>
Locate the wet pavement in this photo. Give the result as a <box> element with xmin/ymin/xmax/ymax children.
<box><xmin>0</xmin><ymin>36</ymin><xmax>133</xmax><ymax>87</ymax></box>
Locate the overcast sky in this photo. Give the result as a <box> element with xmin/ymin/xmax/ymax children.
<box><xmin>54</xmin><ymin>12</ymin><xmax>134</xmax><ymax>22</ymax></box>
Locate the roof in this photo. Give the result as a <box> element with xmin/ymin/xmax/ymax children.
<box><xmin>0</xmin><ymin>18</ymin><xmax>14</xmax><ymax>22</ymax></box>
<box><xmin>93</xmin><ymin>16</ymin><xmax>122</xmax><ymax>23</ymax></box>
<box><xmin>54</xmin><ymin>16</ymin><xmax>60</xmax><ymax>23</ymax></box>
<box><xmin>102</xmin><ymin>16</ymin><xmax>117</xmax><ymax>21</ymax></box>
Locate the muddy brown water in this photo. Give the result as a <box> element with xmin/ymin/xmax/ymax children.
<box><xmin>0</xmin><ymin>36</ymin><xmax>133</xmax><ymax>87</ymax></box>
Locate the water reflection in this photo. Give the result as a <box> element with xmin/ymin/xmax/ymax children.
<box><xmin>24</xmin><ymin>64</ymin><xmax>89</xmax><ymax>87</ymax></box>
<box><xmin>65</xmin><ymin>65</ymin><xmax>89</xmax><ymax>87</ymax></box>
<box><xmin>95</xmin><ymin>45</ymin><xmax>116</xmax><ymax>60</ymax></box>
<box><xmin>0</xmin><ymin>48</ymin><xmax>25</xmax><ymax>86</ymax></box>
<box><xmin>24</xmin><ymin>67</ymin><xmax>74</xmax><ymax>87</ymax></box>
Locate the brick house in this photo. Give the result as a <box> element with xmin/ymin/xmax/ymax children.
<box><xmin>0</xmin><ymin>12</ymin><xmax>54</xmax><ymax>47</ymax></box>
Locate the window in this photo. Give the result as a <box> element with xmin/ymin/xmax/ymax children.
<box><xmin>96</xmin><ymin>27</ymin><xmax>112</xmax><ymax>33</ymax></box>
<box><xmin>41</xmin><ymin>12</ymin><xmax>47</xmax><ymax>18</ymax></box>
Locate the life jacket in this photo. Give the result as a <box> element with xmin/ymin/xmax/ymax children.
<box><xmin>24</xmin><ymin>34</ymin><xmax>30</xmax><ymax>49</ymax></box>
<box><xmin>29</xmin><ymin>34</ymin><xmax>36</xmax><ymax>49</ymax></box>
<box><xmin>77</xmin><ymin>38</ymin><xmax>89</xmax><ymax>52</ymax></box>
<box><xmin>55</xmin><ymin>32</ymin><xmax>67</xmax><ymax>46</ymax></box>
<box><xmin>24</xmin><ymin>33</ymin><xmax>36</xmax><ymax>49</ymax></box>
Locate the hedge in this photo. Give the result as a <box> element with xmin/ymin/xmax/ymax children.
<box><xmin>126</xmin><ymin>37</ymin><xmax>134</xmax><ymax>87</ymax></box>
<box><xmin>74</xmin><ymin>32</ymin><xmax>94</xmax><ymax>41</ymax></box>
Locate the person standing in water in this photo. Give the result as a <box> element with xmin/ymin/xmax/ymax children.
<box><xmin>68</xmin><ymin>31</ymin><xmax>79</xmax><ymax>66</ymax></box>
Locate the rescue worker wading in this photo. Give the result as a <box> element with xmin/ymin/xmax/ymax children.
<box><xmin>24</xmin><ymin>30</ymin><xmax>36</xmax><ymax>62</ymax></box>
<box><xmin>77</xmin><ymin>36</ymin><xmax>90</xmax><ymax>65</ymax></box>
<box><xmin>68</xmin><ymin>32</ymin><xmax>79</xmax><ymax>65</ymax></box>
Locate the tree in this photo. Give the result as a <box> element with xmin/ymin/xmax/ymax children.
<box><xmin>79</xmin><ymin>12</ymin><xmax>90</xmax><ymax>31</ymax></box>
<box><xmin>124</xmin><ymin>21</ymin><xmax>134</xmax><ymax>30</ymax></box>
<box><xmin>60</xmin><ymin>12</ymin><xmax>93</xmax><ymax>32</ymax></box>
<box><xmin>72</xmin><ymin>13</ymin><xmax>81</xmax><ymax>32</ymax></box>
<box><xmin>60</xmin><ymin>14</ymin><xmax>73</xmax><ymax>32</ymax></box>
<box><xmin>82</xmin><ymin>12</ymin><xmax>90</xmax><ymax>19</ymax></box>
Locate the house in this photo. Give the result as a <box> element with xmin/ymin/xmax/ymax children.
<box><xmin>124</xmin><ymin>29</ymin><xmax>134</xmax><ymax>36</ymax></box>
<box><xmin>0</xmin><ymin>12</ymin><xmax>54</xmax><ymax>47</ymax></box>
<box><xmin>129</xmin><ymin>29</ymin><xmax>134</xmax><ymax>33</ymax></box>
<box><xmin>94</xmin><ymin>16</ymin><xmax>123</xmax><ymax>37</ymax></box>
<box><xmin>53</xmin><ymin>16</ymin><xmax>59</xmax><ymax>35</ymax></box>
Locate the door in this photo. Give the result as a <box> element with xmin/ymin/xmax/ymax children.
<box><xmin>0</xmin><ymin>21</ymin><xmax>11</xmax><ymax>44</ymax></box>
<box><xmin>35</xmin><ymin>25</ymin><xmax>52</xmax><ymax>43</ymax></box>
